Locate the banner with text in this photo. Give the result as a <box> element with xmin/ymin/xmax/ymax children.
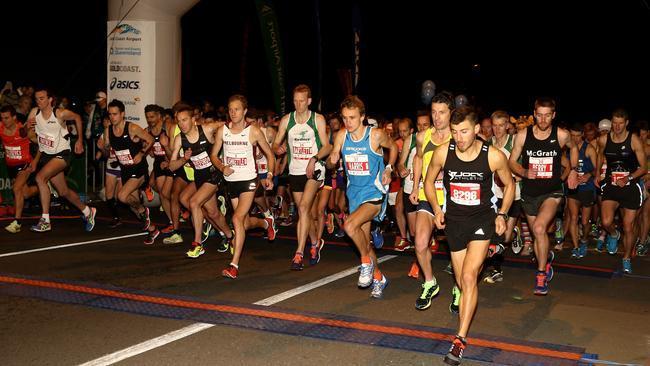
<box><xmin>107</xmin><ymin>21</ymin><xmax>155</xmax><ymax>128</ymax></box>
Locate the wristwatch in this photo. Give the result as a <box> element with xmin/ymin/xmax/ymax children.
<box><xmin>497</xmin><ymin>212</ymin><xmax>509</xmax><ymax>220</ymax></box>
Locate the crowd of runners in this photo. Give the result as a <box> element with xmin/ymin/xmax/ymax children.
<box><xmin>2</xmin><ymin>84</ymin><xmax>648</xmax><ymax>365</ymax></box>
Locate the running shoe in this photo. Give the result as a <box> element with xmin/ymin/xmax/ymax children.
<box><xmin>370</xmin><ymin>275</ymin><xmax>388</xmax><ymax>299</ymax></box>
<box><xmin>30</xmin><ymin>218</ymin><xmax>51</xmax><ymax>232</ymax></box>
<box><xmin>408</xmin><ymin>261</ymin><xmax>420</xmax><ymax>279</ymax></box>
<box><xmin>222</xmin><ymin>265</ymin><xmax>239</xmax><ymax>279</ymax></box>
<box><xmin>394</xmin><ymin>238</ymin><xmax>413</xmax><ymax>252</ymax></box>
<box><xmin>483</xmin><ymin>269</ymin><xmax>503</xmax><ymax>283</ymax></box>
<box><xmin>5</xmin><ymin>220</ymin><xmax>21</xmax><ymax>233</ymax></box>
<box><xmin>449</xmin><ymin>285</ymin><xmax>461</xmax><ymax>314</ymax></box>
<box><xmin>622</xmin><ymin>258</ymin><xmax>632</xmax><ymax>274</ymax></box>
<box><xmin>358</xmin><ymin>260</ymin><xmax>374</xmax><ymax>288</ymax></box>
<box><xmin>443</xmin><ymin>336</ymin><xmax>467</xmax><ymax>366</ymax></box>
<box><xmin>140</xmin><ymin>207</ymin><xmax>151</xmax><ymax>232</ymax></box>
<box><xmin>265</xmin><ymin>216</ymin><xmax>277</xmax><ymax>241</ymax></box>
<box><xmin>371</xmin><ymin>225</ymin><xmax>384</xmax><ymax>249</ymax></box>
<box><xmin>309</xmin><ymin>239</ymin><xmax>325</xmax><ymax>265</ymax></box>
<box><xmin>186</xmin><ymin>242</ymin><xmax>205</xmax><ymax>258</ymax></box>
<box><xmin>216</xmin><ymin>195</ymin><xmax>226</xmax><ymax>216</ymax></box>
<box><xmin>415</xmin><ymin>280</ymin><xmax>440</xmax><ymax>310</ymax></box>
<box><xmin>163</xmin><ymin>232</ymin><xmax>183</xmax><ymax>244</ymax></box>
<box><xmin>290</xmin><ymin>253</ymin><xmax>304</xmax><ymax>271</ymax></box>
<box><xmin>201</xmin><ymin>220</ymin><xmax>212</xmax><ymax>244</ymax></box>
<box><xmin>511</xmin><ymin>226</ymin><xmax>523</xmax><ymax>254</ymax></box>
<box><xmin>144</xmin><ymin>229</ymin><xmax>160</xmax><ymax>245</ymax></box>
<box><xmin>83</xmin><ymin>207</ymin><xmax>97</xmax><ymax>232</ymax></box>
<box><xmin>578</xmin><ymin>241</ymin><xmax>588</xmax><ymax>258</ymax></box>
<box><xmin>534</xmin><ymin>271</ymin><xmax>548</xmax><ymax>296</ymax></box>
<box><xmin>606</xmin><ymin>230</ymin><xmax>620</xmax><ymax>255</ymax></box>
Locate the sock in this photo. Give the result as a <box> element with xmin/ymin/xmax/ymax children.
<box><xmin>42</xmin><ymin>214</ymin><xmax>50</xmax><ymax>223</ymax></box>
<box><xmin>424</xmin><ymin>279</ymin><xmax>437</xmax><ymax>287</ymax></box>
<box><xmin>361</xmin><ymin>256</ymin><xmax>371</xmax><ymax>265</ymax></box>
<box><xmin>373</xmin><ymin>269</ymin><xmax>383</xmax><ymax>281</ymax></box>
<box><xmin>230</xmin><ymin>262</ymin><xmax>239</xmax><ymax>269</ymax></box>
<box><xmin>82</xmin><ymin>206</ymin><xmax>91</xmax><ymax>217</ymax></box>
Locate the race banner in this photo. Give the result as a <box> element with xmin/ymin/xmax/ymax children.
<box><xmin>255</xmin><ymin>0</ymin><xmax>286</xmax><ymax>115</ymax></box>
<box><xmin>107</xmin><ymin>21</ymin><xmax>156</xmax><ymax>128</ymax></box>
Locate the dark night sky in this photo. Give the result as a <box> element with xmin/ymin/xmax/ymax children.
<box><xmin>5</xmin><ymin>0</ymin><xmax>650</xmax><ymax>123</ymax></box>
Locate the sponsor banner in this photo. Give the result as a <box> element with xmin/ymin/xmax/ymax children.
<box><xmin>255</xmin><ymin>0</ymin><xmax>286</xmax><ymax>115</ymax></box>
<box><xmin>107</xmin><ymin>21</ymin><xmax>155</xmax><ymax>128</ymax></box>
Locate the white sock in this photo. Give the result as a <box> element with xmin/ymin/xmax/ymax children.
<box><xmin>230</xmin><ymin>262</ymin><xmax>239</xmax><ymax>269</ymax></box>
<box><xmin>82</xmin><ymin>206</ymin><xmax>91</xmax><ymax>217</ymax></box>
<box><xmin>424</xmin><ymin>279</ymin><xmax>437</xmax><ymax>287</ymax></box>
<box><xmin>42</xmin><ymin>214</ymin><xmax>50</xmax><ymax>223</ymax></box>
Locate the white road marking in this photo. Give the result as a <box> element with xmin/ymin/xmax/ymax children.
<box><xmin>78</xmin><ymin>255</ymin><xmax>398</xmax><ymax>366</ymax></box>
<box><xmin>0</xmin><ymin>233</ymin><xmax>148</xmax><ymax>258</ymax></box>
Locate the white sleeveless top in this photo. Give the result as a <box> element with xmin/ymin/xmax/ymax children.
<box><xmin>222</xmin><ymin>124</ymin><xmax>257</xmax><ymax>182</ymax></box>
<box><xmin>35</xmin><ymin>109</ymin><xmax>70</xmax><ymax>154</ymax></box>
<box><xmin>287</xmin><ymin>112</ymin><xmax>319</xmax><ymax>176</ymax></box>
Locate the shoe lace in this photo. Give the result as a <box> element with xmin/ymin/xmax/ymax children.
<box><xmin>359</xmin><ymin>263</ymin><xmax>373</xmax><ymax>278</ymax></box>
<box><xmin>536</xmin><ymin>273</ymin><xmax>546</xmax><ymax>287</ymax></box>
<box><xmin>292</xmin><ymin>253</ymin><xmax>303</xmax><ymax>263</ymax></box>
<box><xmin>420</xmin><ymin>283</ymin><xmax>433</xmax><ymax>299</ymax></box>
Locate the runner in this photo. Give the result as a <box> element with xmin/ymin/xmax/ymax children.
<box><xmin>272</xmin><ymin>85</ymin><xmax>332</xmax><ymax>270</ymax></box>
<box><xmin>508</xmin><ymin>97</ymin><xmax>579</xmax><ymax>295</ymax></box>
<box><xmin>27</xmin><ymin>87</ymin><xmax>97</xmax><ymax>232</ymax></box>
<box><xmin>1</xmin><ymin>105</ymin><xmax>39</xmax><ymax>233</ymax></box>
<box><xmin>328</xmin><ymin>95</ymin><xmax>397</xmax><ymax>298</ymax></box>
<box><xmin>423</xmin><ymin>105</ymin><xmax>515</xmax><ymax>366</ymax></box>
<box><xmin>595</xmin><ymin>109</ymin><xmax>646</xmax><ymax>273</ymax></box>
<box><xmin>210</xmin><ymin>95</ymin><xmax>276</xmax><ymax>278</ymax></box>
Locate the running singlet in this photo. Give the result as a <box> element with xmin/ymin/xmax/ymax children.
<box><xmin>342</xmin><ymin>126</ymin><xmax>387</xmax><ymax>214</ymax></box>
<box><xmin>287</xmin><ymin>111</ymin><xmax>322</xmax><ymax>176</ymax></box>
<box><xmin>443</xmin><ymin>141</ymin><xmax>497</xmax><ymax>218</ymax></box>
<box><xmin>521</xmin><ymin>125</ymin><xmax>563</xmax><ymax>196</ymax></box>
<box><xmin>604</xmin><ymin>132</ymin><xmax>639</xmax><ymax>186</ymax></box>
<box><xmin>35</xmin><ymin>109</ymin><xmax>70</xmax><ymax>154</ymax></box>
<box><xmin>150</xmin><ymin>127</ymin><xmax>167</xmax><ymax>160</ymax></box>
<box><xmin>222</xmin><ymin>123</ymin><xmax>257</xmax><ymax>182</ymax></box>
<box><xmin>0</xmin><ymin>122</ymin><xmax>32</xmax><ymax>167</ymax></box>
<box><xmin>256</xmin><ymin>128</ymin><xmax>269</xmax><ymax>175</ymax></box>
<box><xmin>418</xmin><ymin>128</ymin><xmax>450</xmax><ymax>202</ymax></box>
<box><xmin>109</xmin><ymin>121</ymin><xmax>145</xmax><ymax>169</ymax></box>
<box><xmin>181</xmin><ymin>125</ymin><xmax>216</xmax><ymax>181</ymax></box>
<box><xmin>570</xmin><ymin>141</ymin><xmax>596</xmax><ymax>191</ymax></box>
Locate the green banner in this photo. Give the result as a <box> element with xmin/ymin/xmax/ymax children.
<box><xmin>255</xmin><ymin>0</ymin><xmax>286</xmax><ymax>115</ymax></box>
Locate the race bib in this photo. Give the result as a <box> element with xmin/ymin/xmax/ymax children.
<box><xmin>115</xmin><ymin>149</ymin><xmax>134</xmax><ymax>165</ymax></box>
<box><xmin>5</xmin><ymin>146</ymin><xmax>23</xmax><ymax>161</ymax></box>
<box><xmin>38</xmin><ymin>135</ymin><xmax>55</xmax><ymax>150</ymax></box>
<box><xmin>225</xmin><ymin>151</ymin><xmax>248</xmax><ymax>167</ymax></box>
<box><xmin>152</xmin><ymin>142</ymin><xmax>166</xmax><ymax>156</ymax></box>
<box><xmin>292</xmin><ymin>141</ymin><xmax>314</xmax><ymax>160</ymax></box>
<box><xmin>257</xmin><ymin>162</ymin><xmax>267</xmax><ymax>171</ymax></box>
<box><xmin>529</xmin><ymin>157</ymin><xmax>553</xmax><ymax>178</ymax></box>
<box><xmin>600</xmin><ymin>162</ymin><xmax>607</xmax><ymax>179</ymax></box>
<box><xmin>345</xmin><ymin>154</ymin><xmax>370</xmax><ymax>176</ymax></box>
<box><xmin>611</xmin><ymin>171</ymin><xmax>630</xmax><ymax>185</ymax></box>
<box><xmin>190</xmin><ymin>151</ymin><xmax>212</xmax><ymax>170</ymax></box>
<box><xmin>450</xmin><ymin>182</ymin><xmax>480</xmax><ymax>206</ymax></box>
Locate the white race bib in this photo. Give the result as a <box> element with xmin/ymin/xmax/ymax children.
<box><xmin>190</xmin><ymin>151</ymin><xmax>212</xmax><ymax>170</ymax></box>
<box><xmin>115</xmin><ymin>149</ymin><xmax>134</xmax><ymax>165</ymax></box>
<box><xmin>345</xmin><ymin>154</ymin><xmax>370</xmax><ymax>176</ymax></box>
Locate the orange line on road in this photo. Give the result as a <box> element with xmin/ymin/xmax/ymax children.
<box><xmin>0</xmin><ymin>274</ymin><xmax>582</xmax><ymax>361</ymax></box>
